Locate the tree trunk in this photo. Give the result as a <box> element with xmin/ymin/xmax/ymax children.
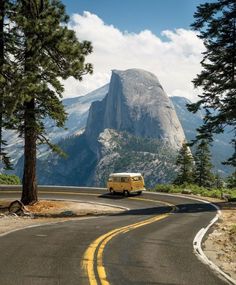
<box><xmin>21</xmin><ymin>98</ymin><xmax>38</xmax><ymax>205</ymax></box>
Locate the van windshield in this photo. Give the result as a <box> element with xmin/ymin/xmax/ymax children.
<box><xmin>131</xmin><ymin>176</ymin><xmax>142</xmax><ymax>181</ymax></box>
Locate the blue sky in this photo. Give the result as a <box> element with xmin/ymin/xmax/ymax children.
<box><xmin>62</xmin><ymin>0</ymin><xmax>209</xmax><ymax>36</ymax></box>
<box><xmin>61</xmin><ymin>1</ymin><xmax>208</xmax><ymax>101</ymax></box>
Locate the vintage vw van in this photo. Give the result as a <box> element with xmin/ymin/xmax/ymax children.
<box><xmin>107</xmin><ymin>173</ymin><xmax>146</xmax><ymax>196</ymax></box>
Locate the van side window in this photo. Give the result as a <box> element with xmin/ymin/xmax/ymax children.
<box><xmin>113</xmin><ymin>177</ymin><xmax>121</xmax><ymax>182</ymax></box>
<box><xmin>121</xmin><ymin>177</ymin><xmax>129</xmax><ymax>182</ymax></box>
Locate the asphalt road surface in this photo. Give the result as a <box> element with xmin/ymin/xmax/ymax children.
<box><xmin>0</xmin><ymin>188</ymin><xmax>229</xmax><ymax>285</ymax></box>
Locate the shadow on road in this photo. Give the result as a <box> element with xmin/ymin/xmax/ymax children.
<box><xmin>99</xmin><ymin>192</ymin><xmax>236</xmax><ymax>216</ymax></box>
<box><xmin>112</xmin><ymin>203</ymin><xmax>218</xmax><ymax>217</ymax></box>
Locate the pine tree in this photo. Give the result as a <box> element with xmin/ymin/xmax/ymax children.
<box><xmin>193</xmin><ymin>140</ymin><xmax>214</xmax><ymax>187</ymax></box>
<box><xmin>187</xmin><ymin>0</ymin><xmax>236</xmax><ymax>165</ymax></box>
<box><xmin>7</xmin><ymin>0</ymin><xmax>93</xmax><ymax>205</ymax></box>
<box><xmin>227</xmin><ymin>170</ymin><xmax>236</xmax><ymax>188</ymax></box>
<box><xmin>214</xmin><ymin>172</ymin><xmax>224</xmax><ymax>189</ymax></box>
<box><xmin>173</xmin><ymin>142</ymin><xmax>194</xmax><ymax>185</ymax></box>
<box><xmin>0</xmin><ymin>0</ymin><xmax>19</xmax><ymax>170</ymax></box>
<box><xmin>0</xmin><ymin>0</ymin><xmax>5</xmax><ymax>168</ymax></box>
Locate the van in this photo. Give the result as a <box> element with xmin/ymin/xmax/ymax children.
<box><xmin>107</xmin><ymin>173</ymin><xmax>146</xmax><ymax>196</ymax></box>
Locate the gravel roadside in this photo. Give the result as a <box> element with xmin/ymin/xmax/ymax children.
<box><xmin>0</xmin><ymin>199</ymin><xmax>123</xmax><ymax>235</ymax></box>
<box><xmin>203</xmin><ymin>204</ymin><xmax>236</xmax><ymax>281</ymax></box>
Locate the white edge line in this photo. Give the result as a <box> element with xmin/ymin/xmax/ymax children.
<box><xmin>0</xmin><ymin>215</ymin><xmax>99</xmax><ymax>238</ymax></box>
<box><xmin>147</xmin><ymin>191</ymin><xmax>235</xmax><ymax>285</ymax></box>
<box><xmin>193</xmin><ymin>210</ymin><xmax>236</xmax><ymax>285</ymax></box>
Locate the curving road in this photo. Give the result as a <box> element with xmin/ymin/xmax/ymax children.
<box><xmin>0</xmin><ymin>187</ymin><xmax>229</xmax><ymax>285</ymax></box>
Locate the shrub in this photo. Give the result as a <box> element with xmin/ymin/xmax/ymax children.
<box><xmin>151</xmin><ymin>183</ymin><xmax>236</xmax><ymax>200</ymax></box>
<box><xmin>154</xmin><ymin>184</ymin><xmax>175</xmax><ymax>193</ymax></box>
<box><xmin>0</xmin><ymin>174</ymin><xmax>21</xmax><ymax>185</ymax></box>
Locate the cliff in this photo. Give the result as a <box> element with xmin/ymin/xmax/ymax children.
<box><xmin>85</xmin><ymin>69</ymin><xmax>185</xmax><ymax>149</ymax></box>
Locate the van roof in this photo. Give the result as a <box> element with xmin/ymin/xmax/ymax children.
<box><xmin>109</xmin><ymin>172</ymin><xmax>142</xmax><ymax>177</ymax></box>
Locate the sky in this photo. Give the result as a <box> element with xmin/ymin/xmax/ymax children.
<box><xmin>61</xmin><ymin>0</ymin><xmax>209</xmax><ymax>101</ymax></box>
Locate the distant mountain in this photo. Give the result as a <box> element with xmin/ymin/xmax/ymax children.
<box><xmin>3</xmin><ymin>69</ymin><xmax>233</xmax><ymax>183</ymax></box>
<box><xmin>170</xmin><ymin>96</ymin><xmax>204</xmax><ymax>141</ymax></box>
<box><xmin>36</xmin><ymin>69</ymin><xmax>186</xmax><ymax>187</ymax></box>
<box><xmin>45</xmin><ymin>84</ymin><xmax>109</xmax><ymax>141</ymax></box>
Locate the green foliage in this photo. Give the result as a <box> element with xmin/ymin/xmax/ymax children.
<box><xmin>154</xmin><ymin>184</ymin><xmax>179</xmax><ymax>193</ymax></box>
<box><xmin>173</xmin><ymin>142</ymin><xmax>194</xmax><ymax>185</ymax></box>
<box><xmin>227</xmin><ymin>170</ymin><xmax>236</xmax><ymax>188</ymax></box>
<box><xmin>152</xmin><ymin>183</ymin><xmax>236</xmax><ymax>199</ymax></box>
<box><xmin>187</xmin><ymin>0</ymin><xmax>236</xmax><ymax>166</ymax></box>
<box><xmin>9</xmin><ymin>0</ymin><xmax>93</xmax><ymax>146</ymax></box>
<box><xmin>193</xmin><ymin>140</ymin><xmax>214</xmax><ymax>187</ymax></box>
<box><xmin>0</xmin><ymin>174</ymin><xmax>20</xmax><ymax>185</ymax></box>
<box><xmin>214</xmin><ymin>173</ymin><xmax>224</xmax><ymax>189</ymax></box>
<box><xmin>1</xmin><ymin>0</ymin><xmax>93</xmax><ymax>204</ymax></box>
<box><xmin>0</xmin><ymin>0</ymin><xmax>20</xmax><ymax>169</ymax></box>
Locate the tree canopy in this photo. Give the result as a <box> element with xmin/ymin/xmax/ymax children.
<box><xmin>1</xmin><ymin>0</ymin><xmax>93</xmax><ymax>204</ymax></box>
<box><xmin>0</xmin><ymin>0</ymin><xmax>20</xmax><ymax>170</ymax></box>
<box><xmin>193</xmin><ymin>140</ymin><xmax>214</xmax><ymax>187</ymax></box>
<box><xmin>188</xmin><ymin>0</ymin><xmax>236</xmax><ymax>165</ymax></box>
<box><xmin>173</xmin><ymin>142</ymin><xmax>194</xmax><ymax>185</ymax></box>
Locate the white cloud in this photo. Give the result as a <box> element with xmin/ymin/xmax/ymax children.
<box><xmin>63</xmin><ymin>11</ymin><xmax>205</xmax><ymax>102</ymax></box>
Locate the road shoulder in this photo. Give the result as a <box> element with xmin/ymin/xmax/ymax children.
<box><xmin>0</xmin><ymin>199</ymin><xmax>124</xmax><ymax>235</ymax></box>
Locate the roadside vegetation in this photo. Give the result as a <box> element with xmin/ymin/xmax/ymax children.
<box><xmin>152</xmin><ymin>139</ymin><xmax>236</xmax><ymax>200</ymax></box>
<box><xmin>152</xmin><ymin>183</ymin><xmax>236</xmax><ymax>200</ymax></box>
<box><xmin>0</xmin><ymin>174</ymin><xmax>20</xmax><ymax>185</ymax></box>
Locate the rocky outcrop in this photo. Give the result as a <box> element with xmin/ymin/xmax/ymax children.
<box><xmin>85</xmin><ymin>69</ymin><xmax>185</xmax><ymax>149</ymax></box>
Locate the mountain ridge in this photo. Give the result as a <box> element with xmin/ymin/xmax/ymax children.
<box><xmin>2</xmin><ymin>69</ymin><xmax>233</xmax><ymax>182</ymax></box>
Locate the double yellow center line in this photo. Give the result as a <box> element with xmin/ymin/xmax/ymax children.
<box><xmin>1</xmin><ymin>190</ymin><xmax>174</xmax><ymax>284</ymax></box>
<box><xmin>82</xmin><ymin>198</ymin><xmax>174</xmax><ymax>285</ymax></box>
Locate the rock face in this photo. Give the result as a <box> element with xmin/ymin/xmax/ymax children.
<box><xmin>36</xmin><ymin>69</ymin><xmax>187</xmax><ymax>187</ymax></box>
<box><xmin>85</xmin><ymin>69</ymin><xmax>185</xmax><ymax>149</ymax></box>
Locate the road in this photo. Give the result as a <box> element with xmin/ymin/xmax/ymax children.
<box><xmin>0</xmin><ymin>187</ymin><xmax>229</xmax><ymax>285</ymax></box>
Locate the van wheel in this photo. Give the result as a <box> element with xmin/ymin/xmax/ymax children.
<box><xmin>109</xmin><ymin>188</ymin><xmax>115</xmax><ymax>195</ymax></box>
<box><xmin>137</xmin><ymin>191</ymin><xmax>142</xmax><ymax>195</ymax></box>
<box><xmin>123</xmin><ymin>190</ymin><xmax>129</xmax><ymax>197</ymax></box>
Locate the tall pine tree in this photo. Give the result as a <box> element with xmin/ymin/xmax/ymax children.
<box><xmin>187</xmin><ymin>0</ymin><xmax>236</xmax><ymax>165</ymax></box>
<box><xmin>0</xmin><ymin>0</ymin><xmax>5</xmax><ymax>168</ymax></box>
<box><xmin>193</xmin><ymin>140</ymin><xmax>214</xmax><ymax>187</ymax></box>
<box><xmin>8</xmin><ymin>0</ymin><xmax>93</xmax><ymax>205</ymax></box>
<box><xmin>0</xmin><ymin>0</ymin><xmax>19</xmax><ymax>170</ymax></box>
<box><xmin>173</xmin><ymin>142</ymin><xmax>194</xmax><ymax>185</ymax></box>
